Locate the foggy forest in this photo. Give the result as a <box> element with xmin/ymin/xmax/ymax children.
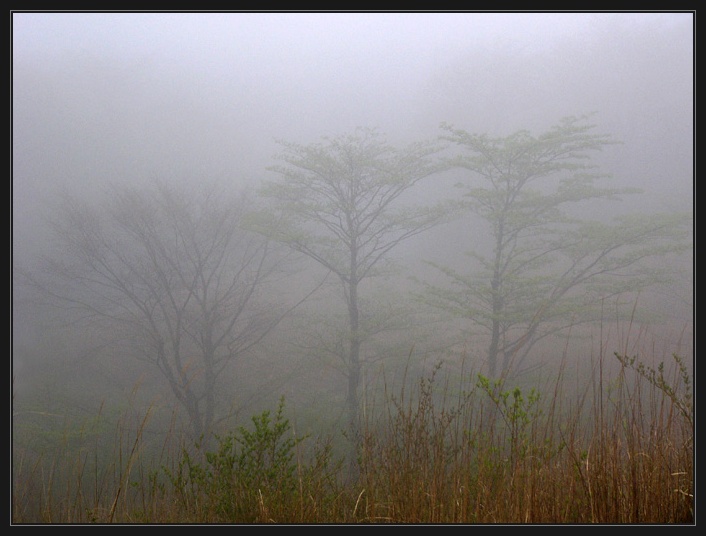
<box><xmin>12</xmin><ymin>12</ymin><xmax>693</xmax><ymax>524</ymax></box>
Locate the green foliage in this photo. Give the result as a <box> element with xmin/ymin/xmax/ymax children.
<box><xmin>423</xmin><ymin>115</ymin><xmax>692</xmax><ymax>377</ymax></box>
<box><xmin>165</xmin><ymin>397</ymin><xmax>302</xmax><ymax>521</ymax></box>
<box><xmin>163</xmin><ymin>396</ymin><xmax>344</xmax><ymax>522</ymax></box>
<box><xmin>253</xmin><ymin>127</ymin><xmax>451</xmax><ymax>282</ymax></box>
<box><xmin>476</xmin><ymin>374</ymin><xmax>542</xmax><ymax>465</ymax></box>
<box><xmin>614</xmin><ymin>352</ymin><xmax>693</xmax><ymax>428</ymax></box>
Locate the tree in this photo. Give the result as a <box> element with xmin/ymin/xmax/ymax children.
<box><xmin>249</xmin><ymin>127</ymin><xmax>449</xmax><ymax>474</ymax></box>
<box><xmin>20</xmin><ymin>181</ymin><xmax>303</xmax><ymax>444</ymax></box>
<box><xmin>421</xmin><ymin>115</ymin><xmax>691</xmax><ymax>378</ymax></box>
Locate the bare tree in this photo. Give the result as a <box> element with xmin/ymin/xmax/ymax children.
<box><xmin>21</xmin><ymin>181</ymin><xmax>302</xmax><ymax>443</ymax></box>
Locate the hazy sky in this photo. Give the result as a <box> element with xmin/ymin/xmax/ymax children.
<box><xmin>12</xmin><ymin>12</ymin><xmax>687</xmax><ymax>59</ymax></box>
<box><xmin>12</xmin><ymin>11</ymin><xmax>694</xmax><ymax>261</ymax></box>
<box><xmin>13</xmin><ymin>12</ymin><xmax>688</xmax><ymax>105</ymax></box>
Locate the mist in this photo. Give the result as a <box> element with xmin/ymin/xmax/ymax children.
<box><xmin>12</xmin><ymin>11</ymin><xmax>693</xmax><ymax>522</ymax></box>
<box><xmin>13</xmin><ymin>13</ymin><xmax>692</xmax><ymax>235</ymax></box>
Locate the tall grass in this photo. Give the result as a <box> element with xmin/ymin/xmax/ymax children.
<box><xmin>12</xmin><ymin>349</ymin><xmax>693</xmax><ymax>524</ymax></box>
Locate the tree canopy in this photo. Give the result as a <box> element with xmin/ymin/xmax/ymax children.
<box><xmin>421</xmin><ymin>115</ymin><xmax>692</xmax><ymax>377</ymax></box>
<box><xmin>249</xmin><ymin>127</ymin><xmax>450</xmax><ymax>478</ymax></box>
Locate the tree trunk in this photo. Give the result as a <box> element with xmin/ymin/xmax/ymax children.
<box><xmin>346</xmin><ymin>276</ymin><xmax>361</xmax><ymax>482</ymax></box>
<box><xmin>345</xmin><ymin>237</ymin><xmax>362</xmax><ymax>482</ymax></box>
<box><xmin>487</xmin><ymin>261</ymin><xmax>503</xmax><ymax>378</ymax></box>
<box><xmin>487</xmin><ymin>216</ymin><xmax>505</xmax><ymax>378</ymax></box>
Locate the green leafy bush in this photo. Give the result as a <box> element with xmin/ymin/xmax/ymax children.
<box><xmin>166</xmin><ymin>396</ymin><xmax>309</xmax><ymax>522</ymax></box>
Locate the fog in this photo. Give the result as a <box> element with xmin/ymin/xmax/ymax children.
<box><xmin>12</xmin><ymin>11</ymin><xmax>693</xmax><ymax>461</ymax></box>
<box><xmin>13</xmin><ymin>13</ymin><xmax>693</xmax><ymax>255</ymax></box>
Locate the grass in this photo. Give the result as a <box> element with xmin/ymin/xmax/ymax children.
<box><xmin>12</xmin><ymin>348</ymin><xmax>693</xmax><ymax>524</ymax></box>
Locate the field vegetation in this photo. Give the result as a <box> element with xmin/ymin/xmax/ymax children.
<box><xmin>12</xmin><ymin>337</ymin><xmax>693</xmax><ymax>524</ymax></box>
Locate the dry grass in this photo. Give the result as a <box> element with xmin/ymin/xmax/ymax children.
<box><xmin>12</xmin><ymin>348</ymin><xmax>693</xmax><ymax>524</ymax></box>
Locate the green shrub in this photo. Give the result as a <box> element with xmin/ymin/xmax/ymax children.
<box><xmin>165</xmin><ymin>396</ymin><xmax>306</xmax><ymax>521</ymax></box>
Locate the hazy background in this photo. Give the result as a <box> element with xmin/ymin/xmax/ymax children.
<box><xmin>12</xmin><ymin>11</ymin><xmax>693</xmax><ymax>434</ymax></box>
<box><xmin>13</xmin><ymin>12</ymin><xmax>693</xmax><ymax>254</ymax></box>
